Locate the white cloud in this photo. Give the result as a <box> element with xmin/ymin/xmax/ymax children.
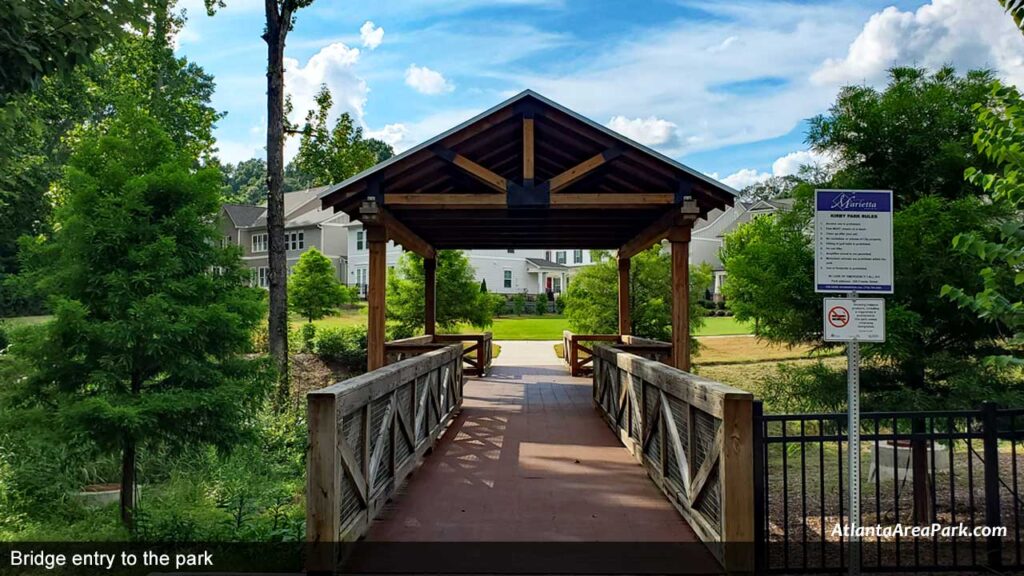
<box><xmin>719</xmin><ymin>168</ymin><xmax>770</xmax><ymax>190</ymax></box>
<box><xmin>607</xmin><ymin>115</ymin><xmax>679</xmax><ymax>147</ymax></box>
<box><xmin>771</xmin><ymin>149</ymin><xmax>831</xmax><ymax>177</ymax></box>
<box><xmin>365</xmin><ymin>123</ymin><xmax>407</xmax><ymax>148</ymax></box>
<box><xmin>283</xmin><ymin>42</ymin><xmax>368</xmax><ymax>160</ymax></box>
<box><xmin>813</xmin><ymin>0</ymin><xmax>1024</xmax><ymax>88</ymax></box>
<box><xmin>404</xmin><ymin>64</ymin><xmax>454</xmax><ymax>95</ymax></box>
<box><xmin>359</xmin><ymin>20</ymin><xmax>384</xmax><ymax>50</ymax></box>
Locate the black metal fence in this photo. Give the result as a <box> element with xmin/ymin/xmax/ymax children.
<box><xmin>754</xmin><ymin>402</ymin><xmax>1024</xmax><ymax>574</ymax></box>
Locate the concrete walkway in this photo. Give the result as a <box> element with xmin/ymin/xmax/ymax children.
<box><xmin>367</xmin><ymin>341</ymin><xmax>714</xmax><ymax>556</ymax></box>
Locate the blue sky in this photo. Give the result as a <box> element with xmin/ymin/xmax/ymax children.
<box><xmin>175</xmin><ymin>0</ymin><xmax>1024</xmax><ymax>190</ymax></box>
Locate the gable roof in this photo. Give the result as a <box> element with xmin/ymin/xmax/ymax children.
<box><xmin>525</xmin><ymin>257</ymin><xmax>569</xmax><ymax>271</ymax></box>
<box><xmin>318</xmin><ymin>90</ymin><xmax>737</xmax><ymax>251</ymax></box>
<box><xmin>222</xmin><ymin>204</ymin><xmax>266</xmax><ymax>228</ymax></box>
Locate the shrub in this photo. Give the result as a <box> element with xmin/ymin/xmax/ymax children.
<box><xmin>511</xmin><ymin>293</ymin><xmax>527</xmax><ymax>316</ymax></box>
<box><xmin>758</xmin><ymin>361</ymin><xmax>847</xmax><ymax>413</ymax></box>
<box><xmin>534</xmin><ymin>298</ymin><xmax>547</xmax><ymax>315</ymax></box>
<box><xmin>312</xmin><ymin>326</ymin><xmax>367</xmax><ymax>370</ymax></box>
<box><xmin>554</xmin><ymin>294</ymin><xmax>567</xmax><ymax>314</ymax></box>
<box><xmin>300</xmin><ymin>323</ymin><xmax>316</xmax><ymax>352</ymax></box>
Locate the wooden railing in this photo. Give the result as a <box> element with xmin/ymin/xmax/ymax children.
<box><xmin>384</xmin><ymin>332</ymin><xmax>493</xmax><ymax>377</ymax></box>
<box><xmin>306</xmin><ymin>344</ymin><xmax>464</xmax><ymax>569</ymax></box>
<box><xmin>562</xmin><ymin>331</ymin><xmax>672</xmax><ymax>376</ymax></box>
<box><xmin>592</xmin><ymin>343</ymin><xmax>754</xmax><ymax>573</ymax></box>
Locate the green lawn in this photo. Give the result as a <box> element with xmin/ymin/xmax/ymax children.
<box><xmin>457</xmin><ymin>316</ymin><xmax>569</xmax><ymax>340</ymax></box>
<box><xmin>698</xmin><ymin>316</ymin><xmax>753</xmax><ymax>336</ymax></box>
<box><xmin>1</xmin><ymin>315</ymin><xmax>52</xmax><ymax>326</ymax></box>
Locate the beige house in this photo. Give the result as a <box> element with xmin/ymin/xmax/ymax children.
<box><xmin>218</xmin><ymin>186</ymin><xmax>351</xmax><ymax>287</ymax></box>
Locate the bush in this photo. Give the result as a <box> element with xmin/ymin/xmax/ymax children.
<box><xmin>300</xmin><ymin>323</ymin><xmax>316</xmax><ymax>352</ymax></box>
<box><xmin>312</xmin><ymin>326</ymin><xmax>367</xmax><ymax>370</ymax></box>
<box><xmin>758</xmin><ymin>361</ymin><xmax>847</xmax><ymax>413</ymax></box>
<box><xmin>534</xmin><ymin>298</ymin><xmax>547</xmax><ymax>315</ymax></box>
<box><xmin>716</xmin><ymin>301</ymin><xmax>726</xmax><ymax>310</ymax></box>
<box><xmin>554</xmin><ymin>294</ymin><xmax>567</xmax><ymax>314</ymax></box>
<box><xmin>511</xmin><ymin>293</ymin><xmax>527</xmax><ymax>316</ymax></box>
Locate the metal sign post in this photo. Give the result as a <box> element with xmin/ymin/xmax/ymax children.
<box><xmin>815</xmin><ymin>189</ymin><xmax>893</xmax><ymax>576</ymax></box>
<box><xmin>846</xmin><ymin>292</ymin><xmax>861</xmax><ymax>576</ymax></box>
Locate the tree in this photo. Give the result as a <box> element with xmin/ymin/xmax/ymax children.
<box><xmin>0</xmin><ymin>0</ymin><xmax>152</xmax><ymax>102</ymax></box>
<box><xmin>289</xmin><ymin>248</ymin><xmax>351</xmax><ymax>323</ymax></box>
<box><xmin>943</xmin><ymin>81</ymin><xmax>1024</xmax><ymax>367</ymax></box>
<box><xmin>16</xmin><ymin>112</ymin><xmax>269</xmax><ymax>526</ymax></box>
<box><xmin>808</xmin><ymin>66</ymin><xmax>995</xmax><ymax>206</ymax></box>
<box><xmin>722</xmin><ymin>68</ymin><xmax>1019</xmax><ymax>408</ymax></box>
<box><xmin>386</xmin><ymin>251</ymin><xmax>493</xmax><ymax>336</ymax></box>
<box><xmin>999</xmin><ymin>0</ymin><xmax>1024</xmax><ymax>32</ymax></box>
<box><xmin>221</xmin><ymin>158</ymin><xmax>269</xmax><ymax>205</ymax></box>
<box><xmin>293</xmin><ymin>84</ymin><xmax>393</xmax><ymax>188</ymax></box>
<box><xmin>562</xmin><ymin>245</ymin><xmax>710</xmax><ymax>349</ymax></box>
<box><xmin>739</xmin><ymin>175</ymin><xmax>801</xmax><ymax>202</ymax></box>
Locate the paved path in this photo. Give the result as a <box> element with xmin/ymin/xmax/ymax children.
<box><xmin>367</xmin><ymin>341</ymin><xmax>714</xmax><ymax>558</ymax></box>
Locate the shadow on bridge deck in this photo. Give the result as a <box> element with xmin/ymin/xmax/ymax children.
<box><xmin>365</xmin><ymin>341</ymin><xmax>719</xmax><ymax>572</ymax></box>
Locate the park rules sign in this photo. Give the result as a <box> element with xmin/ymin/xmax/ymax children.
<box><xmin>814</xmin><ymin>190</ymin><xmax>893</xmax><ymax>293</ymax></box>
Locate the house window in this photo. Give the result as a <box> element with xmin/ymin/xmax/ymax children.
<box><xmin>503</xmin><ymin>269</ymin><xmax>513</xmax><ymax>289</ymax></box>
<box><xmin>287</xmin><ymin>231</ymin><xmax>305</xmax><ymax>251</ymax></box>
<box><xmin>222</xmin><ymin>236</ymin><xmax>232</xmax><ymax>248</ymax></box>
<box><xmin>356</xmin><ymin>230</ymin><xmax>364</xmax><ymax>251</ymax></box>
<box><xmin>355</xmin><ymin>268</ymin><xmax>368</xmax><ymax>296</ymax></box>
<box><xmin>573</xmin><ymin>250</ymin><xmax>583</xmax><ymax>264</ymax></box>
<box><xmin>553</xmin><ymin>277</ymin><xmax>562</xmax><ymax>293</ymax></box>
<box><xmin>507</xmin><ymin>249</ymin><xmax>515</xmax><ymax>254</ymax></box>
<box><xmin>545</xmin><ymin>250</ymin><xmax>552</xmax><ymax>261</ymax></box>
<box><xmin>252</xmin><ymin>233</ymin><xmax>268</xmax><ymax>253</ymax></box>
<box><xmin>555</xmin><ymin>251</ymin><xmax>566</xmax><ymax>264</ymax></box>
<box><xmin>257</xmin><ymin>267</ymin><xmax>269</xmax><ymax>288</ymax></box>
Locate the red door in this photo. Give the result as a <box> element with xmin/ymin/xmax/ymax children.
<box><xmin>546</xmin><ymin>277</ymin><xmax>553</xmax><ymax>290</ymax></box>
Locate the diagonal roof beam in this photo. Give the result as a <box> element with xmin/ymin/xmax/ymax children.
<box><xmin>430</xmin><ymin>145</ymin><xmax>508</xmax><ymax>194</ymax></box>
<box><xmin>547</xmin><ymin>147</ymin><xmax>623</xmax><ymax>193</ymax></box>
<box><xmin>618</xmin><ymin>198</ymin><xmax>700</xmax><ymax>259</ymax></box>
<box><xmin>358</xmin><ymin>201</ymin><xmax>436</xmax><ymax>259</ymax></box>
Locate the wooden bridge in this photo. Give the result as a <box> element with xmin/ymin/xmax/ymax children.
<box><xmin>305</xmin><ymin>91</ymin><xmax>756</xmax><ymax>574</ymax></box>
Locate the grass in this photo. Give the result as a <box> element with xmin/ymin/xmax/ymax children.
<box><xmin>1</xmin><ymin>315</ymin><xmax>52</xmax><ymax>326</ymax></box>
<box><xmin>457</xmin><ymin>316</ymin><xmax>568</xmax><ymax>340</ymax></box>
<box><xmin>697</xmin><ymin>316</ymin><xmax>753</xmax><ymax>336</ymax></box>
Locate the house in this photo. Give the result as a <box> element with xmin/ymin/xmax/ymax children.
<box><xmin>344</xmin><ymin>221</ymin><xmax>598</xmax><ymax>298</ymax></box>
<box><xmin>689</xmin><ymin>198</ymin><xmax>794</xmax><ymax>301</ymax></box>
<box><xmin>220</xmin><ymin>189</ymin><xmax>597</xmax><ymax>297</ymax></box>
<box><xmin>218</xmin><ymin>186</ymin><xmax>351</xmax><ymax>287</ymax></box>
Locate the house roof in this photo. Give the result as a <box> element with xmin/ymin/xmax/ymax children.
<box><xmin>525</xmin><ymin>258</ymin><xmax>569</xmax><ymax>271</ymax></box>
<box><xmin>222</xmin><ymin>204</ymin><xmax>266</xmax><ymax>228</ymax></box>
<box><xmin>318</xmin><ymin>90</ymin><xmax>736</xmax><ymax>250</ymax></box>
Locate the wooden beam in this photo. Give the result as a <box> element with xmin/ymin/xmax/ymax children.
<box><xmin>362</xmin><ymin>204</ymin><xmax>435</xmax><ymax>259</ymax></box>
<box><xmin>424</xmin><ymin>257</ymin><xmax>436</xmax><ymax>337</ymax></box>
<box><xmin>670</xmin><ymin>228</ymin><xmax>690</xmax><ymax>372</ymax></box>
<box><xmin>432</xmin><ymin>146</ymin><xmax>508</xmax><ymax>194</ymax></box>
<box><xmin>523</xmin><ymin>117</ymin><xmax>535</xmax><ymax>182</ymax></box>
<box><xmin>366</xmin><ymin>222</ymin><xmax>387</xmax><ymax>371</ymax></box>
<box><xmin>384</xmin><ymin>193</ymin><xmax>507</xmax><ymax>209</ymax></box>
<box><xmin>547</xmin><ymin>148</ymin><xmax>623</xmax><ymax>193</ymax></box>
<box><xmin>618</xmin><ymin>257</ymin><xmax>631</xmax><ymax>337</ymax></box>
<box><xmin>617</xmin><ymin>198</ymin><xmax>700</xmax><ymax>259</ymax></box>
<box><xmin>549</xmin><ymin>193</ymin><xmax>674</xmax><ymax>206</ymax></box>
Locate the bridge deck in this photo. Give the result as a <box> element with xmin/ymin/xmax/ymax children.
<box><xmin>367</xmin><ymin>341</ymin><xmax>715</xmax><ymax>557</ymax></box>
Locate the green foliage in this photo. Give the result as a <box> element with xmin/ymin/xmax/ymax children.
<box><xmin>292</xmin><ymin>84</ymin><xmax>393</xmax><ymax>188</ymax></box>
<box><xmin>757</xmin><ymin>362</ymin><xmax>847</xmax><ymax>414</ymax></box>
<box><xmin>724</xmin><ymin>67</ymin><xmax>1021</xmax><ymax>408</ymax></box>
<box><xmin>312</xmin><ymin>326</ymin><xmax>367</xmax><ymax>371</ymax></box>
<box><xmin>562</xmin><ymin>245</ymin><xmax>710</xmax><ymax>348</ymax></box>
<box><xmin>288</xmin><ymin>248</ymin><xmax>351</xmax><ymax>323</ymax></box>
<box><xmin>10</xmin><ymin>112</ymin><xmax>272</xmax><ymax>520</ymax></box>
<box><xmin>0</xmin><ymin>0</ymin><xmax>152</xmax><ymax>102</ymax></box>
<box><xmin>386</xmin><ymin>250</ymin><xmax>493</xmax><ymax>335</ymax></box>
<box><xmin>554</xmin><ymin>293</ymin><xmax>567</xmax><ymax>314</ymax></box>
<box><xmin>220</xmin><ymin>158</ymin><xmax>268</xmax><ymax>205</ymax></box>
<box><xmin>808</xmin><ymin>66</ymin><xmax>995</xmax><ymax>205</ymax></box>
<box><xmin>511</xmin><ymin>292</ymin><xmax>527</xmax><ymax>316</ymax></box>
<box><xmin>534</xmin><ymin>297</ymin><xmax>547</xmax><ymax>316</ymax></box>
<box><xmin>299</xmin><ymin>323</ymin><xmax>316</xmax><ymax>352</ymax></box>
<box><xmin>943</xmin><ymin>81</ymin><xmax>1024</xmax><ymax>367</ymax></box>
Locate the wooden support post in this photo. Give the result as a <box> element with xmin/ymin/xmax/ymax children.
<box><xmin>424</xmin><ymin>256</ymin><xmax>437</xmax><ymax>337</ymax></box>
<box><xmin>618</xmin><ymin>257</ymin><xmax>631</xmax><ymax>337</ymax></box>
<box><xmin>523</xmin><ymin>116</ymin><xmax>535</xmax><ymax>184</ymax></box>
<box><xmin>720</xmin><ymin>394</ymin><xmax>755</xmax><ymax>574</ymax></box>
<box><xmin>669</xmin><ymin>227</ymin><xmax>691</xmax><ymax>371</ymax></box>
<box><xmin>366</xmin><ymin>224</ymin><xmax>387</xmax><ymax>371</ymax></box>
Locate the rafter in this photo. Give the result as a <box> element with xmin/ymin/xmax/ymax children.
<box><xmin>618</xmin><ymin>198</ymin><xmax>700</xmax><ymax>259</ymax></box>
<box><xmin>431</xmin><ymin>146</ymin><xmax>508</xmax><ymax>194</ymax></box>
<box><xmin>523</xmin><ymin>116</ymin><xmax>535</xmax><ymax>182</ymax></box>
<box><xmin>547</xmin><ymin>147</ymin><xmax>623</xmax><ymax>193</ymax></box>
<box><xmin>359</xmin><ymin>201</ymin><xmax>436</xmax><ymax>258</ymax></box>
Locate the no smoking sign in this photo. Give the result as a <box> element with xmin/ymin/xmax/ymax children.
<box><xmin>823</xmin><ymin>298</ymin><xmax>885</xmax><ymax>342</ymax></box>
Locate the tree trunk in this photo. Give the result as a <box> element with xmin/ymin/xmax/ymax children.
<box><xmin>119</xmin><ymin>436</ymin><xmax>136</xmax><ymax>527</ymax></box>
<box><xmin>264</xmin><ymin>4</ymin><xmax>289</xmax><ymax>398</ymax></box>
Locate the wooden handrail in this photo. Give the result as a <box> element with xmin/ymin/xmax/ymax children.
<box><xmin>306</xmin><ymin>344</ymin><xmax>464</xmax><ymax>571</ymax></box>
<box><xmin>385</xmin><ymin>332</ymin><xmax>494</xmax><ymax>377</ymax></box>
<box><xmin>562</xmin><ymin>331</ymin><xmax>671</xmax><ymax>376</ymax></box>
<box><xmin>591</xmin><ymin>344</ymin><xmax>754</xmax><ymax>573</ymax></box>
